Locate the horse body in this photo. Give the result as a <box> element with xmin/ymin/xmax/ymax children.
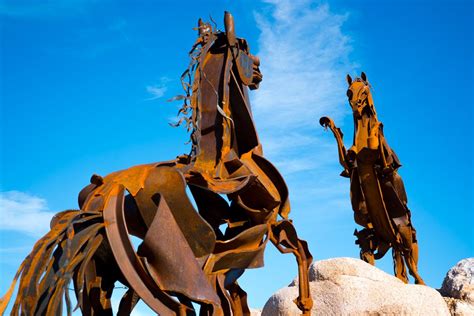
<box><xmin>1</xmin><ymin>12</ymin><xmax>313</xmax><ymax>316</ymax></box>
<box><xmin>320</xmin><ymin>72</ymin><xmax>424</xmax><ymax>285</ymax></box>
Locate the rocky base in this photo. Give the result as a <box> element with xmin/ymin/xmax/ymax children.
<box><xmin>258</xmin><ymin>257</ymin><xmax>474</xmax><ymax>316</ymax></box>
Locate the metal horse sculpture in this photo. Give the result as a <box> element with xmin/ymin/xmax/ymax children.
<box><xmin>319</xmin><ymin>72</ymin><xmax>424</xmax><ymax>285</ymax></box>
<box><xmin>1</xmin><ymin>12</ymin><xmax>313</xmax><ymax>316</ymax></box>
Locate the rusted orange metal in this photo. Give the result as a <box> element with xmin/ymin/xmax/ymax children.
<box><xmin>1</xmin><ymin>12</ymin><xmax>313</xmax><ymax>315</ymax></box>
<box><xmin>320</xmin><ymin>72</ymin><xmax>424</xmax><ymax>285</ymax></box>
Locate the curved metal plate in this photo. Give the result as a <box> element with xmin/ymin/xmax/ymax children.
<box><xmin>357</xmin><ymin>163</ymin><xmax>398</xmax><ymax>244</ymax></box>
<box><xmin>103</xmin><ymin>184</ymin><xmax>181</xmax><ymax>315</ymax></box>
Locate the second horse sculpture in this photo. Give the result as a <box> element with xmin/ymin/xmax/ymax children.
<box><xmin>320</xmin><ymin>72</ymin><xmax>424</xmax><ymax>284</ymax></box>
<box><xmin>1</xmin><ymin>12</ymin><xmax>312</xmax><ymax>316</ymax></box>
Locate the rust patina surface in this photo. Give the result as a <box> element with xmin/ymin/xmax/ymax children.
<box><xmin>320</xmin><ymin>72</ymin><xmax>424</xmax><ymax>285</ymax></box>
<box><xmin>1</xmin><ymin>12</ymin><xmax>313</xmax><ymax>316</ymax></box>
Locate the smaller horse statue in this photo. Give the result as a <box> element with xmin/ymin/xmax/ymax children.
<box><xmin>319</xmin><ymin>72</ymin><xmax>424</xmax><ymax>284</ymax></box>
<box><xmin>1</xmin><ymin>12</ymin><xmax>313</xmax><ymax>316</ymax></box>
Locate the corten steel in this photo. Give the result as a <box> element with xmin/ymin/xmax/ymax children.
<box><xmin>319</xmin><ymin>72</ymin><xmax>424</xmax><ymax>285</ymax></box>
<box><xmin>1</xmin><ymin>12</ymin><xmax>313</xmax><ymax>316</ymax></box>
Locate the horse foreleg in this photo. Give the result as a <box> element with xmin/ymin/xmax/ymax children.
<box><xmin>354</xmin><ymin>228</ymin><xmax>376</xmax><ymax>265</ymax></box>
<box><xmin>270</xmin><ymin>221</ymin><xmax>313</xmax><ymax>315</ymax></box>
<box><xmin>294</xmin><ymin>239</ymin><xmax>313</xmax><ymax>315</ymax></box>
<box><xmin>360</xmin><ymin>250</ymin><xmax>375</xmax><ymax>266</ymax></box>
<box><xmin>319</xmin><ymin>116</ymin><xmax>350</xmax><ymax>176</ymax></box>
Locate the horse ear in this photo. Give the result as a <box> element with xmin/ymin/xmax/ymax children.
<box><xmin>346</xmin><ymin>74</ymin><xmax>352</xmax><ymax>85</ymax></box>
<box><xmin>361</xmin><ymin>72</ymin><xmax>367</xmax><ymax>82</ymax></box>
<box><xmin>224</xmin><ymin>11</ymin><xmax>237</xmax><ymax>46</ymax></box>
<box><xmin>198</xmin><ymin>18</ymin><xmax>204</xmax><ymax>36</ymax></box>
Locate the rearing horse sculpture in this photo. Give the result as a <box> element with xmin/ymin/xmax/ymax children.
<box><xmin>319</xmin><ymin>72</ymin><xmax>424</xmax><ymax>285</ymax></box>
<box><xmin>1</xmin><ymin>12</ymin><xmax>313</xmax><ymax>315</ymax></box>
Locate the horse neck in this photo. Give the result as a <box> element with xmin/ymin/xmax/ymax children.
<box><xmin>367</xmin><ymin>92</ymin><xmax>378</xmax><ymax>118</ymax></box>
<box><xmin>191</xmin><ymin>43</ymin><xmax>260</xmax><ymax>172</ymax></box>
<box><xmin>352</xmin><ymin>94</ymin><xmax>380</xmax><ymax>151</ymax></box>
<box><xmin>191</xmin><ymin>42</ymin><xmax>233</xmax><ymax>171</ymax></box>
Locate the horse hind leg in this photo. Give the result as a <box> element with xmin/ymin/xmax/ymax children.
<box><xmin>226</xmin><ymin>281</ymin><xmax>251</xmax><ymax>316</ymax></box>
<box><xmin>405</xmin><ymin>243</ymin><xmax>425</xmax><ymax>285</ymax></box>
<box><xmin>398</xmin><ymin>225</ymin><xmax>425</xmax><ymax>285</ymax></box>
<box><xmin>392</xmin><ymin>248</ymin><xmax>408</xmax><ymax>283</ymax></box>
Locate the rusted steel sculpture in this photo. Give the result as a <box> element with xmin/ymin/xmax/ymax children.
<box><xmin>1</xmin><ymin>12</ymin><xmax>313</xmax><ymax>315</ymax></box>
<box><xmin>319</xmin><ymin>72</ymin><xmax>424</xmax><ymax>285</ymax></box>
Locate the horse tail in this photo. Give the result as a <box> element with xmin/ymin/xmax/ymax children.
<box><xmin>0</xmin><ymin>209</ymin><xmax>105</xmax><ymax>315</ymax></box>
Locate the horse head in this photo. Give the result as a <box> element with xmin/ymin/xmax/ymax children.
<box><xmin>345</xmin><ymin>72</ymin><xmax>383</xmax><ymax>156</ymax></box>
<box><xmin>222</xmin><ymin>12</ymin><xmax>262</xmax><ymax>89</ymax></box>
<box><xmin>346</xmin><ymin>72</ymin><xmax>376</xmax><ymax>119</ymax></box>
<box><xmin>192</xmin><ymin>12</ymin><xmax>262</xmax><ymax>93</ymax></box>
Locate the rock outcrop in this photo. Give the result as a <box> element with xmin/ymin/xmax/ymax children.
<box><xmin>440</xmin><ymin>258</ymin><xmax>474</xmax><ymax>316</ymax></box>
<box><xmin>262</xmin><ymin>257</ymin><xmax>450</xmax><ymax>315</ymax></box>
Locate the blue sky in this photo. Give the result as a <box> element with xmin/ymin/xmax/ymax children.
<box><xmin>1</xmin><ymin>0</ymin><xmax>473</xmax><ymax>313</ymax></box>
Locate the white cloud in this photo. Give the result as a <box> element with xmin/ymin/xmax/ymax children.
<box><xmin>146</xmin><ymin>85</ymin><xmax>167</xmax><ymax>100</ymax></box>
<box><xmin>254</xmin><ymin>1</ymin><xmax>352</xmax><ymax>121</ymax></box>
<box><xmin>0</xmin><ymin>191</ymin><xmax>55</xmax><ymax>237</ymax></box>
<box><xmin>252</xmin><ymin>0</ymin><xmax>355</xmax><ymax>177</ymax></box>
<box><xmin>146</xmin><ymin>77</ymin><xmax>171</xmax><ymax>101</ymax></box>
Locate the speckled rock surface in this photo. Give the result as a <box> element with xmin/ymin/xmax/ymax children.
<box><xmin>444</xmin><ymin>297</ymin><xmax>474</xmax><ymax>316</ymax></box>
<box><xmin>440</xmin><ymin>258</ymin><xmax>474</xmax><ymax>315</ymax></box>
<box><xmin>441</xmin><ymin>258</ymin><xmax>474</xmax><ymax>303</ymax></box>
<box><xmin>262</xmin><ymin>257</ymin><xmax>450</xmax><ymax>316</ymax></box>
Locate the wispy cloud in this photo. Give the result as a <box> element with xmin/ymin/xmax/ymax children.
<box><xmin>253</xmin><ymin>0</ymin><xmax>355</xmax><ymax>177</ymax></box>
<box><xmin>0</xmin><ymin>191</ymin><xmax>55</xmax><ymax>237</ymax></box>
<box><xmin>146</xmin><ymin>85</ymin><xmax>167</xmax><ymax>100</ymax></box>
<box><xmin>245</xmin><ymin>0</ymin><xmax>358</xmax><ymax>230</ymax></box>
<box><xmin>146</xmin><ymin>77</ymin><xmax>171</xmax><ymax>101</ymax></box>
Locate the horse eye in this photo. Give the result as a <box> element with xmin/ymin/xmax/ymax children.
<box><xmin>346</xmin><ymin>90</ymin><xmax>353</xmax><ymax>100</ymax></box>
